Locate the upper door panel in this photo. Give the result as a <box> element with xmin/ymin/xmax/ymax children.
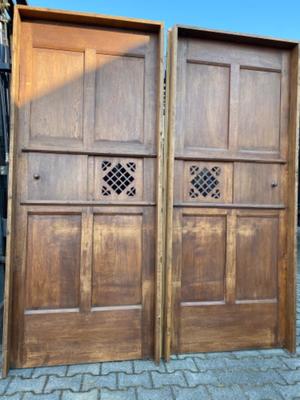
<box><xmin>175</xmin><ymin>38</ymin><xmax>289</xmax><ymax>160</ymax></box>
<box><xmin>19</xmin><ymin>21</ymin><xmax>158</xmax><ymax>154</ymax></box>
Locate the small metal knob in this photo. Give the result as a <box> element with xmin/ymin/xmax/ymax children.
<box><xmin>33</xmin><ymin>174</ymin><xmax>40</xmax><ymax>180</ymax></box>
<box><xmin>271</xmin><ymin>182</ymin><xmax>278</xmax><ymax>188</ymax></box>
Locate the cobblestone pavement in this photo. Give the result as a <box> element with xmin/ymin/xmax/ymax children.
<box><xmin>0</xmin><ymin>254</ymin><xmax>299</xmax><ymax>399</ymax></box>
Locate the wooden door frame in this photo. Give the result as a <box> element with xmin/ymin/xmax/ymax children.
<box><xmin>164</xmin><ymin>25</ymin><xmax>300</xmax><ymax>360</ymax></box>
<box><xmin>2</xmin><ymin>6</ymin><xmax>165</xmax><ymax>377</ymax></box>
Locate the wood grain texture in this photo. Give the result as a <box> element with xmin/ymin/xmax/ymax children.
<box><xmin>166</xmin><ymin>26</ymin><xmax>298</xmax><ymax>358</ymax></box>
<box><xmin>6</xmin><ymin>7</ymin><xmax>163</xmax><ymax>372</ymax></box>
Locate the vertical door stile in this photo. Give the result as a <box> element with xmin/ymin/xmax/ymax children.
<box><xmin>164</xmin><ymin>27</ymin><xmax>177</xmax><ymax>361</ymax></box>
<box><xmin>154</xmin><ymin>24</ymin><xmax>165</xmax><ymax>363</ymax></box>
<box><xmin>83</xmin><ymin>48</ymin><xmax>96</xmax><ymax>151</ymax></box>
<box><xmin>225</xmin><ymin>210</ymin><xmax>237</xmax><ymax>305</ymax></box>
<box><xmin>79</xmin><ymin>207</ymin><xmax>93</xmax><ymax>313</ymax></box>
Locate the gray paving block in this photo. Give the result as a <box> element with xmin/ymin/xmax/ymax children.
<box><xmin>205</xmin><ymin>351</ymin><xmax>236</xmax><ymax>359</ymax></box>
<box><xmin>82</xmin><ymin>373</ymin><xmax>117</xmax><ymax>391</ymax></box>
<box><xmin>6</xmin><ymin>376</ymin><xmax>47</xmax><ymax>395</ymax></box>
<box><xmin>216</xmin><ymin>369</ymin><xmax>285</xmax><ymax>386</ymax></box>
<box><xmin>224</xmin><ymin>358</ymin><xmax>260</xmax><ymax>370</ymax></box>
<box><xmin>165</xmin><ymin>358</ymin><xmax>197</xmax><ymax>373</ymax></box>
<box><xmin>102</xmin><ymin>361</ymin><xmax>133</xmax><ymax>375</ymax></box>
<box><xmin>172</xmin><ymin>385</ymin><xmax>210</xmax><ymax>400</ymax></box>
<box><xmin>32</xmin><ymin>366</ymin><xmax>67</xmax><ymax>378</ymax></box>
<box><xmin>101</xmin><ymin>388</ymin><xmax>136</xmax><ymax>400</ymax></box>
<box><xmin>258</xmin><ymin>349</ymin><xmax>288</xmax><ymax>358</ymax></box>
<box><xmin>1</xmin><ymin>394</ymin><xmax>23</xmax><ymax>400</ymax></box>
<box><xmin>282</xmin><ymin>357</ymin><xmax>300</xmax><ymax>370</ymax></box>
<box><xmin>44</xmin><ymin>375</ymin><xmax>81</xmax><ymax>393</ymax></box>
<box><xmin>243</xmin><ymin>384</ymin><xmax>284</xmax><ymax>400</ymax></box>
<box><xmin>194</xmin><ymin>357</ymin><xmax>227</xmax><ymax>371</ymax></box>
<box><xmin>0</xmin><ymin>377</ymin><xmax>11</xmax><ymax>395</ymax></box>
<box><xmin>275</xmin><ymin>383</ymin><xmax>300</xmax><ymax>400</ymax></box>
<box><xmin>23</xmin><ymin>392</ymin><xmax>61</xmax><ymax>400</ymax></box>
<box><xmin>232</xmin><ymin>350</ymin><xmax>262</xmax><ymax>359</ymax></box>
<box><xmin>67</xmin><ymin>363</ymin><xmax>100</xmax><ymax>376</ymax></box>
<box><xmin>133</xmin><ymin>360</ymin><xmax>166</xmax><ymax>373</ymax></box>
<box><xmin>207</xmin><ymin>384</ymin><xmax>247</xmax><ymax>400</ymax></box>
<box><xmin>254</xmin><ymin>357</ymin><xmax>289</xmax><ymax>371</ymax></box>
<box><xmin>184</xmin><ymin>370</ymin><xmax>219</xmax><ymax>386</ymax></box>
<box><xmin>136</xmin><ymin>386</ymin><xmax>173</xmax><ymax>400</ymax></box>
<box><xmin>118</xmin><ymin>371</ymin><xmax>152</xmax><ymax>389</ymax></box>
<box><xmin>177</xmin><ymin>353</ymin><xmax>206</xmax><ymax>360</ymax></box>
<box><xmin>62</xmin><ymin>389</ymin><xmax>98</xmax><ymax>400</ymax></box>
<box><xmin>151</xmin><ymin>371</ymin><xmax>186</xmax><ymax>388</ymax></box>
<box><xmin>10</xmin><ymin>368</ymin><xmax>34</xmax><ymax>378</ymax></box>
<box><xmin>278</xmin><ymin>369</ymin><xmax>300</xmax><ymax>384</ymax></box>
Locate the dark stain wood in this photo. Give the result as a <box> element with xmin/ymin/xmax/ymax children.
<box><xmin>3</xmin><ymin>6</ymin><xmax>164</xmax><ymax>373</ymax></box>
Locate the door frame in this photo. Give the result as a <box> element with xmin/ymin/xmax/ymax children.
<box><xmin>2</xmin><ymin>5</ymin><xmax>165</xmax><ymax>377</ymax></box>
<box><xmin>164</xmin><ymin>25</ymin><xmax>300</xmax><ymax>360</ymax></box>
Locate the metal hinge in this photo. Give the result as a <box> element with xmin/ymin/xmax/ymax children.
<box><xmin>0</xmin><ymin>165</ymin><xmax>8</xmax><ymax>175</ymax></box>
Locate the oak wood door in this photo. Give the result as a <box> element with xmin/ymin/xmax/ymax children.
<box><xmin>5</xmin><ymin>7</ymin><xmax>164</xmax><ymax>371</ymax></box>
<box><xmin>165</xmin><ymin>27</ymin><xmax>299</xmax><ymax>357</ymax></box>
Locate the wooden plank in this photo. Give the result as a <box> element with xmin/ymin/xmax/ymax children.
<box><xmin>154</xmin><ymin>23</ymin><xmax>165</xmax><ymax>363</ymax></box>
<box><xmin>164</xmin><ymin>27</ymin><xmax>177</xmax><ymax>360</ymax></box>
<box><xmin>80</xmin><ymin>208</ymin><xmax>93</xmax><ymax>312</ymax></box>
<box><xmin>17</xmin><ymin>5</ymin><xmax>163</xmax><ymax>33</ymax></box>
<box><xmin>285</xmin><ymin>44</ymin><xmax>300</xmax><ymax>353</ymax></box>
<box><xmin>2</xmin><ymin>7</ymin><xmax>21</xmax><ymax>378</ymax></box>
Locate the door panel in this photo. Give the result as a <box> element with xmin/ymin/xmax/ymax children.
<box><xmin>236</xmin><ymin>215</ymin><xmax>278</xmax><ymax>301</ymax></box>
<box><xmin>92</xmin><ymin>213</ymin><xmax>143</xmax><ymax>306</ymax></box>
<box><xmin>181</xmin><ymin>214</ymin><xmax>226</xmax><ymax>302</ymax></box>
<box><xmin>166</xmin><ymin>27</ymin><xmax>294</xmax><ymax>358</ymax></box>
<box><xmin>25</xmin><ymin>213</ymin><xmax>81</xmax><ymax>310</ymax></box>
<box><xmin>234</xmin><ymin>163</ymin><xmax>283</xmax><ymax>205</ymax></box>
<box><xmin>8</xmin><ymin>9</ymin><xmax>163</xmax><ymax>371</ymax></box>
<box><xmin>238</xmin><ymin>68</ymin><xmax>281</xmax><ymax>153</ymax></box>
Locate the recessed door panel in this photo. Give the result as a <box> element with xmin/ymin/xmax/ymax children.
<box><xmin>236</xmin><ymin>215</ymin><xmax>278</xmax><ymax>301</ymax></box>
<box><xmin>92</xmin><ymin>214</ymin><xmax>143</xmax><ymax>307</ymax></box>
<box><xmin>25</xmin><ymin>214</ymin><xmax>81</xmax><ymax>310</ymax></box>
<box><xmin>181</xmin><ymin>215</ymin><xmax>226</xmax><ymax>302</ymax></box>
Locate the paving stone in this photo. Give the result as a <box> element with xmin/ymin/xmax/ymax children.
<box><xmin>165</xmin><ymin>358</ymin><xmax>197</xmax><ymax>373</ymax></box>
<box><xmin>101</xmin><ymin>388</ymin><xmax>136</xmax><ymax>400</ymax></box>
<box><xmin>282</xmin><ymin>357</ymin><xmax>300</xmax><ymax>370</ymax></box>
<box><xmin>258</xmin><ymin>349</ymin><xmax>289</xmax><ymax>358</ymax></box>
<box><xmin>278</xmin><ymin>369</ymin><xmax>300</xmax><ymax>384</ymax></box>
<box><xmin>62</xmin><ymin>389</ymin><xmax>98</xmax><ymax>400</ymax></box>
<box><xmin>205</xmin><ymin>351</ymin><xmax>236</xmax><ymax>360</ymax></box>
<box><xmin>243</xmin><ymin>384</ymin><xmax>284</xmax><ymax>400</ymax></box>
<box><xmin>216</xmin><ymin>369</ymin><xmax>285</xmax><ymax>386</ymax></box>
<box><xmin>1</xmin><ymin>395</ymin><xmax>23</xmax><ymax>400</ymax></box>
<box><xmin>23</xmin><ymin>392</ymin><xmax>61</xmax><ymax>400</ymax></box>
<box><xmin>224</xmin><ymin>358</ymin><xmax>260</xmax><ymax>370</ymax></box>
<box><xmin>254</xmin><ymin>357</ymin><xmax>289</xmax><ymax>371</ymax></box>
<box><xmin>102</xmin><ymin>361</ymin><xmax>133</xmax><ymax>375</ymax></box>
<box><xmin>118</xmin><ymin>371</ymin><xmax>152</xmax><ymax>389</ymax></box>
<box><xmin>6</xmin><ymin>376</ymin><xmax>47</xmax><ymax>395</ymax></box>
<box><xmin>33</xmin><ymin>366</ymin><xmax>67</xmax><ymax>378</ymax></box>
<box><xmin>44</xmin><ymin>375</ymin><xmax>81</xmax><ymax>393</ymax></box>
<box><xmin>0</xmin><ymin>377</ymin><xmax>12</xmax><ymax>395</ymax></box>
<box><xmin>151</xmin><ymin>371</ymin><xmax>186</xmax><ymax>388</ymax></box>
<box><xmin>10</xmin><ymin>368</ymin><xmax>34</xmax><ymax>378</ymax></box>
<box><xmin>184</xmin><ymin>370</ymin><xmax>219</xmax><ymax>386</ymax></box>
<box><xmin>194</xmin><ymin>357</ymin><xmax>227</xmax><ymax>371</ymax></box>
<box><xmin>207</xmin><ymin>384</ymin><xmax>247</xmax><ymax>400</ymax></box>
<box><xmin>177</xmin><ymin>353</ymin><xmax>206</xmax><ymax>360</ymax></box>
<box><xmin>275</xmin><ymin>383</ymin><xmax>300</xmax><ymax>400</ymax></box>
<box><xmin>232</xmin><ymin>350</ymin><xmax>262</xmax><ymax>359</ymax></box>
<box><xmin>133</xmin><ymin>360</ymin><xmax>166</xmax><ymax>373</ymax></box>
<box><xmin>82</xmin><ymin>373</ymin><xmax>117</xmax><ymax>391</ymax></box>
<box><xmin>67</xmin><ymin>363</ymin><xmax>100</xmax><ymax>376</ymax></box>
<box><xmin>136</xmin><ymin>386</ymin><xmax>173</xmax><ymax>400</ymax></box>
<box><xmin>172</xmin><ymin>385</ymin><xmax>210</xmax><ymax>400</ymax></box>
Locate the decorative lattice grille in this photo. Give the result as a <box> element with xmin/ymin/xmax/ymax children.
<box><xmin>101</xmin><ymin>161</ymin><xmax>136</xmax><ymax>197</ymax></box>
<box><xmin>189</xmin><ymin>165</ymin><xmax>221</xmax><ymax>200</ymax></box>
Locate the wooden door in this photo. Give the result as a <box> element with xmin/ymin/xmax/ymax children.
<box><xmin>165</xmin><ymin>27</ymin><xmax>299</xmax><ymax>357</ymax></box>
<box><xmin>3</xmin><ymin>7</ymin><xmax>164</xmax><ymax>373</ymax></box>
